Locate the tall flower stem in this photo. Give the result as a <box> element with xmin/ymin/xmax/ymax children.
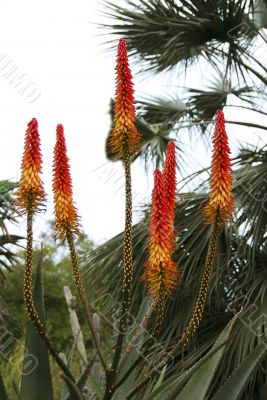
<box><xmin>24</xmin><ymin>204</ymin><xmax>76</xmax><ymax>383</ymax></box>
<box><xmin>177</xmin><ymin>109</ymin><xmax>234</xmax><ymax>346</ymax></box>
<box><xmin>52</xmin><ymin>124</ymin><xmax>107</xmax><ymax>374</ymax></box>
<box><xmin>104</xmin><ymin>149</ymin><xmax>133</xmax><ymax>399</ymax></box>
<box><xmin>66</xmin><ymin>230</ymin><xmax>107</xmax><ymax>371</ymax></box>
<box><xmin>152</xmin><ymin>293</ymin><xmax>165</xmax><ymax>338</ymax></box>
<box><xmin>104</xmin><ymin>37</ymin><xmax>141</xmax><ymax>398</ymax></box>
<box><xmin>122</xmin><ymin>149</ymin><xmax>133</xmax><ymax>308</ymax></box>
<box><xmin>178</xmin><ymin>216</ymin><xmax>220</xmax><ymax>347</ymax></box>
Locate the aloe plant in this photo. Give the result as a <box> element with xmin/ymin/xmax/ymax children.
<box><xmin>1</xmin><ymin>35</ymin><xmax>265</xmax><ymax>400</ymax></box>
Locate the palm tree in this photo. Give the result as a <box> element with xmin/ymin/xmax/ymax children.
<box><xmin>82</xmin><ymin>1</ymin><xmax>267</xmax><ymax>398</ymax></box>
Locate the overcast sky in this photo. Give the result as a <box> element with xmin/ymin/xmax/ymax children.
<box><xmin>0</xmin><ymin>0</ymin><xmax>265</xmax><ymax>246</ymax></box>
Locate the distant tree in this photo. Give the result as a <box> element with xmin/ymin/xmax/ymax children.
<box><xmin>4</xmin><ymin>227</ymin><xmax>95</xmax><ymax>348</ymax></box>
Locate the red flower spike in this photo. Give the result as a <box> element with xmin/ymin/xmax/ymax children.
<box><xmin>163</xmin><ymin>141</ymin><xmax>177</xmax><ymax>250</ymax></box>
<box><xmin>16</xmin><ymin>118</ymin><xmax>45</xmax><ymax>213</ymax></box>
<box><xmin>109</xmin><ymin>38</ymin><xmax>141</xmax><ymax>158</ymax></box>
<box><xmin>143</xmin><ymin>169</ymin><xmax>179</xmax><ymax>299</ymax></box>
<box><xmin>203</xmin><ymin>110</ymin><xmax>234</xmax><ymax>224</ymax></box>
<box><xmin>53</xmin><ymin>124</ymin><xmax>81</xmax><ymax>241</ymax></box>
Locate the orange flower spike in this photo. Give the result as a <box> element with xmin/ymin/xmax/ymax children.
<box><xmin>16</xmin><ymin>118</ymin><xmax>45</xmax><ymax>213</ymax></box>
<box><xmin>144</xmin><ymin>169</ymin><xmax>177</xmax><ymax>298</ymax></box>
<box><xmin>110</xmin><ymin>38</ymin><xmax>141</xmax><ymax>158</ymax></box>
<box><xmin>163</xmin><ymin>141</ymin><xmax>177</xmax><ymax>248</ymax></box>
<box><xmin>149</xmin><ymin>170</ymin><xmax>172</xmax><ymax>262</ymax></box>
<box><xmin>203</xmin><ymin>109</ymin><xmax>234</xmax><ymax>224</ymax></box>
<box><xmin>53</xmin><ymin>124</ymin><xmax>80</xmax><ymax>241</ymax></box>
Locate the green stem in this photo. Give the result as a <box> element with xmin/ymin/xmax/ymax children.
<box><xmin>24</xmin><ymin>209</ymin><xmax>76</xmax><ymax>383</ymax></box>
<box><xmin>178</xmin><ymin>221</ymin><xmax>220</xmax><ymax>347</ymax></box>
<box><xmin>104</xmin><ymin>149</ymin><xmax>134</xmax><ymax>399</ymax></box>
<box><xmin>122</xmin><ymin>149</ymin><xmax>134</xmax><ymax>307</ymax></box>
<box><xmin>152</xmin><ymin>292</ymin><xmax>165</xmax><ymax>338</ymax></box>
<box><xmin>66</xmin><ymin>231</ymin><xmax>107</xmax><ymax>372</ymax></box>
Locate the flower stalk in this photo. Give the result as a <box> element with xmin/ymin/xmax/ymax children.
<box><xmin>104</xmin><ymin>38</ymin><xmax>141</xmax><ymax>399</ymax></box>
<box><xmin>17</xmin><ymin>119</ymin><xmax>76</xmax><ymax>383</ymax></box>
<box><xmin>179</xmin><ymin>109</ymin><xmax>234</xmax><ymax>345</ymax></box>
<box><xmin>53</xmin><ymin>124</ymin><xmax>107</xmax><ymax>371</ymax></box>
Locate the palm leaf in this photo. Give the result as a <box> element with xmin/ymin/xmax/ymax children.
<box><xmin>233</xmin><ymin>144</ymin><xmax>267</xmax><ymax>271</ymax></box>
<box><xmin>186</xmin><ymin>73</ymin><xmax>264</xmax><ymax>120</ymax></box>
<box><xmin>102</xmin><ymin>0</ymin><xmax>258</xmax><ymax>75</ymax></box>
<box><xmin>137</xmin><ymin>95</ymin><xmax>188</xmax><ymax>127</ymax></box>
<box><xmin>213</xmin><ymin>340</ymin><xmax>267</xmax><ymax>400</ymax></box>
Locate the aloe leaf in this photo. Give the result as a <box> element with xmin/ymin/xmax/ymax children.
<box><xmin>0</xmin><ymin>372</ymin><xmax>8</xmax><ymax>399</ymax></box>
<box><xmin>12</xmin><ymin>381</ymin><xmax>23</xmax><ymax>400</ymax></box>
<box><xmin>143</xmin><ymin>365</ymin><xmax>167</xmax><ymax>399</ymax></box>
<box><xmin>20</xmin><ymin>251</ymin><xmax>54</xmax><ymax>399</ymax></box>
<box><xmin>77</xmin><ymin>357</ymin><xmax>95</xmax><ymax>391</ymax></box>
<box><xmin>89</xmin><ymin>373</ymin><xmax>104</xmax><ymax>400</ymax></box>
<box><xmin>146</xmin><ymin>315</ymin><xmax>238</xmax><ymax>400</ymax></box>
<box><xmin>213</xmin><ymin>340</ymin><xmax>267</xmax><ymax>400</ymax></box>
<box><xmin>176</xmin><ymin>315</ymin><xmax>237</xmax><ymax>400</ymax></box>
<box><xmin>64</xmin><ymin>357</ymin><xmax>95</xmax><ymax>400</ymax></box>
<box><xmin>151</xmin><ymin>365</ymin><xmax>167</xmax><ymax>393</ymax></box>
<box><xmin>60</xmin><ymin>374</ymin><xmax>83</xmax><ymax>400</ymax></box>
<box><xmin>113</xmin><ymin>297</ymin><xmax>152</xmax><ymax>399</ymax></box>
<box><xmin>60</xmin><ymin>332</ymin><xmax>82</xmax><ymax>400</ymax></box>
<box><xmin>117</xmin><ymin>296</ymin><xmax>152</xmax><ymax>377</ymax></box>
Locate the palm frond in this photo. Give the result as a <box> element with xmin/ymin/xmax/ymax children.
<box><xmin>102</xmin><ymin>0</ymin><xmax>258</xmax><ymax>76</ymax></box>
<box><xmin>137</xmin><ymin>94</ymin><xmax>188</xmax><ymax>127</ymax></box>
<box><xmin>233</xmin><ymin>144</ymin><xmax>267</xmax><ymax>271</ymax></box>
<box><xmin>186</xmin><ymin>73</ymin><xmax>263</xmax><ymax>120</ymax></box>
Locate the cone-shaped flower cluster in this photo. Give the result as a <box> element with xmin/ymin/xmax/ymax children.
<box><xmin>163</xmin><ymin>141</ymin><xmax>177</xmax><ymax>250</ymax></box>
<box><xmin>109</xmin><ymin>38</ymin><xmax>141</xmax><ymax>159</ymax></box>
<box><xmin>144</xmin><ymin>169</ymin><xmax>179</xmax><ymax>299</ymax></box>
<box><xmin>53</xmin><ymin>124</ymin><xmax>80</xmax><ymax>241</ymax></box>
<box><xmin>16</xmin><ymin>118</ymin><xmax>45</xmax><ymax>213</ymax></box>
<box><xmin>203</xmin><ymin>110</ymin><xmax>234</xmax><ymax>224</ymax></box>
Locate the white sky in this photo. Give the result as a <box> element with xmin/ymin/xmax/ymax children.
<box><xmin>0</xmin><ymin>0</ymin><xmax>265</xmax><ymax>245</ymax></box>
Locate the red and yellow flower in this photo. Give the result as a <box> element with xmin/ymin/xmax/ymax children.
<box><xmin>143</xmin><ymin>169</ymin><xmax>179</xmax><ymax>299</ymax></box>
<box><xmin>203</xmin><ymin>110</ymin><xmax>234</xmax><ymax>224</ymax></box>
<box><xmin>16</xmin><ymin>118</ymin><xmax>45</xmax><ymax>213</ymax></box>
<box><xmin>53</xmin><ymin>124</ymin><xmax>80</xmax><ymax>241</ymax></box>
<box><xmin>109</xmin><ymin>38</ymin><xmax>141</xmax><ymax>159</ymax></box>
<box><xmin>163</xmin><ymin>140</ymin><xmax>177</xmax><ymax>250</ymax></box>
